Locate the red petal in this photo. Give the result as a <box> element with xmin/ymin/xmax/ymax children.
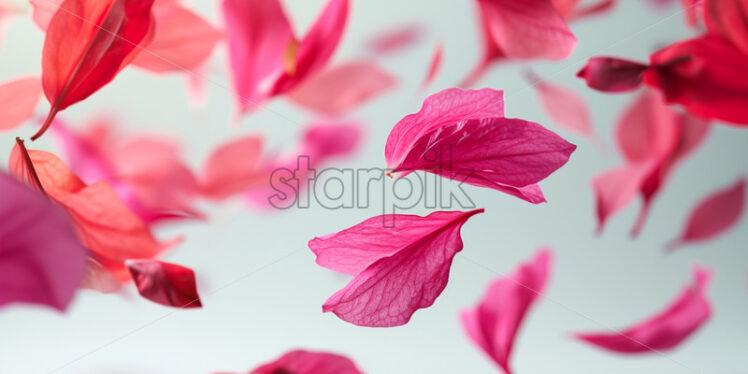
<box><xmin>703</xmin><ymin>0</ymin><xmax>748</xmax><ymax>55</ymax></box>
<box><xmin>36</xmin><ymin>0</ymin><xmax>155</xmax><ymax>140</ymax></box>
<box><xmin>126</xmin><ymin>259</ymin><xmax>202</xmax><ymax>308</ymax></box>
<box><xmin>577</xmin><ymin>57</ymin><xmax>649</xmax><ymax>93</ymax></box>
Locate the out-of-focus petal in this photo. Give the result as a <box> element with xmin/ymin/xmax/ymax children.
<box><xmin>0</xmin><ymin>77</ymin><xmax>43</xmax><ymax>131</ymax></box>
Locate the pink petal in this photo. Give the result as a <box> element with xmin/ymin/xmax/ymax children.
<box><xmin>385</xmin><ymin>88</ymin><xmax>505</xmax><ymax>168</ymax></box>
<box><xmin>592</xmin><ymin>162</ymin><xmax>657</xmax><ymax>233</ymax></box>
<box><xmin>222</xmin><ymin>0</ymin><xmax>294</xmax><ymax>112</ymax></box>
<box><xmin>615</xmin><ymin>90</ymin><xmax>679</xmax><ymax>162</ymax></box>
<box><xmin>199</xmin><ymin>135</ymin><xmax>264</xmax><ymax>200</ymax></box>
<box><xmin>563</xmin><ymin>0</ymin><xmax>617</xmax><ymax>21</ymax></box>
<box><xmin>248</xmin><ymin>350</ymin><xmax>363</xmax><ymax>374</ymax></box>
<box><xmin>0</xmin><ymin>172</ymin><xmax>86</xmax><ymax>311</ymax></box>
<box><xmin>528</xmin><ymin>72</ymin><xmax>597</xmax><ymax>140</ymax></box>
<box><xmin>312</xmin><ymin>209</ymin><xmax>484</xmax><ymax>327</ymax></box>
<box><xmin>703</xmin><ymin>0</ymin><xmax>748</xmax><ymax>55</ymax></box>
<box><xmin>575</xmin><ymin>266</ymin><xmax>712</xmax><ymax>353</ymax></box>
<box><xmin>132</xmin><ymin>1</ymin><xmax>223</xmax><ymax>72</ymax></box>
<box><xmin>644</xmin><ymin>35</ymin><xmax>748</xmax><ymax>125</ymax></box>
<box><xmin>126</xmin><ymin>259</ymin><xmax>202</xmax><ymax>308</ymax></box>
<box><xmin>390</xmin><ymin>116</ymin><xmax>576</xmax><ymax>203</ymax></box>
<box><xmin>668</xmin><ymin>178</ymin><xmax>746</xmax><ymax>249</ymax></box>
<box><xmin>288</xmin><ymin>61</ymin><xmax>397</xmax><ymax>115</ymax></box>
<box><xmin>29</xmin><ymin>0</ymin><xmax>63</xmax><ymax>30</ymax></box>
<box><xmin>365</xmin><ymin>23</ymin><xmax>425</xmax><ymax>55</ymax></box>
<box><xmin>0</xmin><ymin>77</ymin><xmax>43</xmax><ymax>130</ymax></box>
<box><xmin>577</xmin><ymin>57</ymin><xmax>649</xmax><ymax>93</ymax></box>
<box><xmin>420</xmin><ymin>42</ymin><xmax>443</xmax><ymax>90</ymax></box>
<box><xmin>460</xmin><ymin>249</ymin><xmax>551</xmax><ymax>374</ymax></box>
<box><xmin>8</xmin><ymin>146</ymin><xmax>169</xmax><ymax>281</ymax></box>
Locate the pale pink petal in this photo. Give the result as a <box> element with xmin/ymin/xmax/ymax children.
<box><xmin>29</xmin><ymin>0</ymin><xmax>63</xmax><ymax>30</ymax></box>
<box><xmin>668</xmin><ymin>178</ymin><xmax>746</xmax><ymax>249</ymax></box>
<box><xmin>461</xmin><ymin>250</ymin><xmax>551</xmax><ymax>374</ymax></box>
<box><xmin>385</xmin><ymin>88</ymin><xmax>505</xmax><ymax>168</ymax></box>
<box><xmin>0</xmin><ymin>172</ymin><xmax>86</xmax><ymax>311</ymax></box>
<box><xmin>0</xmin><ymin>77</ymin><xmax>43</xmax><ymax>130</ymax></box>
<box><xmin>365</xmin><ymin>22</ymin><xmax>425</xmax><ymax>55</ymax></box>
<box><xmin>564</xmin><ymin>0</ymin><xmax>616</xmax><ymax>21</ymax></box>
<box><xmin>313</xmin><ymin>209</ymin><xmax>484</xmax><ymax>327</ymax></box>
<box><xmin>132</xmin><ymin>1</ymin><xmax>223</xmax><ymax>72</ymax></box>
<box><xmin>575</xmin><ymin>266</ymin><xmax>712</xmax><ymax>353</ymax></box>
<box><xmin>248</xmin><ymin>350</ymin><xmax>363</xmax><ymax>374</ymax></box>
<box><xmin>615</xmin><ymin>90</ymin><xmax>679</xmax><ymax>162</ymax></box>
<box><xmin>577</xmin><ymin>57</ymin><xmax>649</xmax><ymax>93</ymax></box>
<box><xmin>527</xmin><ymin>72</ymin><xmax>596</xmax><ymax>139</ymax></box>
<box><xmin>199</xmin><ymin>136</ymin><xmax>264</xmax><ymax>200</ymax></box>
<box><xmin>126</xmin><ymin>259</ymin><xmax>201</xmax><ymax>308</ymax></box>
<box><xmin>288</xmin><ymin>61</ymin><xmax>397</xmax><ymax>115</ymax></box>
<box><xmin>420</xmin><ymin>42</ymin><xmax>443</xmax><ymax>90</ymax></box>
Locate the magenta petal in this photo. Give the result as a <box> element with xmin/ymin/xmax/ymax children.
<box><xmin>669</xmin><ymin>178</ymin><xmax>746</xmax><ymax>250</ymax></box>
<box><xmin>461</xmin><ymin>249</ymin><xmax>551</xmax><ymax>374</ymax></box>
<box><xmin>575</xmin><ymin>266</ymin><xmax>712</xmax><ymax>353</ymax></box>
<box><xmin>288</xmin><ymin>61</ymin><xmax>397</xmax><ymax>115</ymax></box>
<box><xmin>126</xmin><ymin>259</ymin><xmax>202</xmax><ymax>308</ymax></box>
<box><xmin>577</xmin><ymin>57</ymin><xmax>649</xmax><ymax>93</ymax></box>
<box><xmin>0</xmin><ymin>172</ymin><xmax>86</xmax><ymax>311</ymax></box>
<box><xmin>249</xmin><ymin>350</ymin><xmax>363</xmax><ymax>374</ymax></box>
<box><xmin>385</xmin><ymin>88</ymin><xmax>505</xmax><ymax>168</ymax></box>
<box><xmin>312</xmin><ymin>209</ymin><xmax>484</xmax><ymax>327</ymax></box>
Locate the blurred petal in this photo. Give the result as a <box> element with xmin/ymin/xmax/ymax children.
<box><xmin>577</xmin><ymin>57</ymin><xmax>649</xmax><ymax>93</ymax></box>
<box><xmin>200</xmin><ymin>136</ymin><xmax>264</xmax><ymax>200</ymax></box>
<box><xmin>248</xmin><ymin>350</ymin><xmax>363</xmax><ymax>374</ymax></box>
<box><xmin>0</xmin><ymin>77</ymin><xmax>43</xmax><ymax>131</ymax></box>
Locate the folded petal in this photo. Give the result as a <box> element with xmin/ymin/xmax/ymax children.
<box><xmin>248</xmin><ymin>350</ymin><xmax>363</xmax><ymax>374</ymax></box>
<box><xmin>313</xmin><ymin>209</ymin><xmax>484</xmax><ymax>327</ymax></box>
<box><xmin>644</xmin><ymin>35</ymin><xmax>748</xmax><ymax>125</ymax></box>
<box><xmin>393</xmin><ymin>117</ymin><xmax>576</xmax><ymax>199</ymax></box>
<box><xmin>0</xmin><ymin>77</ymin><xmax>43</xmax><ymax>131</ymax></box>
<box><xmin>132</xmin><ymin>1</ymin><xmax>223</xmax><ymax>72</ymax></box>
<box><xmin>126</xmin><ymin>259</ymin><xmax>201</xmax><ymax>308</ymax></box>
<box><xmin>460</xmin><ymin>249</ymin><xmax>551</xmax><ymax>374</ymax></box>
<box><xmin>288</xmin><ymin>61</ymin><xmax>397</xmax><ymax>115</ymax></box>
<box><xmin>575</xmin><ymin>266</ymin><xmax>712</xmax><ymax>353</ymax></box>
<box><xmin>199</xmin><ymin>135</ymin><xmax>264</xmax><ymax>200</ymax></box>
<box><xmin>0</xmin><ymin>172</ymin><xmax>86</xmax><ymax>311</ymax></box>
<box><xmin>577</xmin><ymin>57</ymin><xmax>649</xmax><ymax>93</ymax></box>
<box><xmin>385</xmin><ymin>88</ymin><xmax>505</xmax><ymax>168</ymax></box>
<box><xmin>668</xmin><ymin>178</ymin><xmax>746</xmax><ymax>249</ymax></box>
<box><xmin>36</xmin><ymin>0</ymin><xmax>155</xmax><ymax>140</ymax></box>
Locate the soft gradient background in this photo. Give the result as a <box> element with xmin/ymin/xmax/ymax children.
<box><xmin>1</xmin><ymin>0</ymin><xmax>747</xmax><ymax>373</ymax></box>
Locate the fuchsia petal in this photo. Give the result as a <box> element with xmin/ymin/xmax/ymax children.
<box><xmin>644</xmin><ymin>35</ymin><xmax>748</xmax><ymax>125</ymax></box>
<box><xmin>0</xmin><ymin>77</ymin><xmax>43</xmax><ymax>131</ymax></box>
<box><xmin>420</xmin><ymin>42</ymin><xmax>443</xmax><ymax>90</ymax></box>
<box><xmin>668</xmin><ymin>178</ymin><xmax>746</xmax><ymax>249</ymax></box>
<box><xmin>132</xmin><ymin>1</ymin><xmax>223</xmax><ymax>73</ymax></box>
<box><xmin>385</xmin><ymin>88</ymin><xmax>505</xmax><ymax>168</ymax></box>
<box><xmin>0</xmin><ymin>172</ymin><xmax>86</xmax><ymax>311</ymax></box>
<box><xmin>288</xmin><ymin>61</ymin><xmax>397</xmax><ymax>115</ymax></box>
<box><xmin>592</xmin><ymin>162</ymin><xmax>656</xmax><ymax>233</ymax></box>
<box><xmin>575</xmin><ymin>267</ymin><xmax>712</xmax><ymax>353</ymax></box>
<box><xmin>577</xmin><ymin>57</ymin><xmax>649</xmax><ymax>93</ymax></box>
<box><xmin>222</xmin><ymin>0</ymin><xmax>294</xmax><ymax>112</ymax></box>
<box><xmin>393</xmin><ymin>117</ymin><xmax>576</xmax><ymax>200</ymax></box>
<box><xmin>528</xmin><ymin>72</ymin><xmax>596</xmax><ymax>140</ymax></box>
<box><xmin>311</xmin><ymin>209</ymin><xmax>484</xmax><ymax>327</ymax></box>
<box><xmin>200</xmin><ymin>136</ymin><xmax>264</xmax><ymax>200</ymax></box>
<box><xmin>366</xmin><ymin>23</ymin><xmax>425</xmax><ymax>55</ymax></box>
<box><xmin>703</xmin><ymin>0</ymin><xmax>748</xmax><ymax>55</ymax></box>
<box><xmin>248</xmin><ymin>350</ymin><xmax>363</xmax><ymax>374</ymax></box>
<box><xmin>460</xmin><ymin>250</ymin><xmax>551</xmax><ymax>374</ymax></box>
<box><xmin>126</xmin><ymin>259</ymin><xmax>201</xmax><ymax>308</ymax></box>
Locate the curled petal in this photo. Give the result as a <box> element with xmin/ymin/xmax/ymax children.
<box><xmin>127</xmin><ymin>259</ymin><xmax>202</xmax><ymax>308</ymax></box>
